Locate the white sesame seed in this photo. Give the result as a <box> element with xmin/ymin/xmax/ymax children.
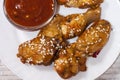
<box><xmin>26</xmin><ymin>57</ymin><xmax>33</xmax><ymax>63</ymax></box>
<box><xmin>36</xmin><ymin>60</ymin><xmax>43</xmax><ymax>64</ymax></box>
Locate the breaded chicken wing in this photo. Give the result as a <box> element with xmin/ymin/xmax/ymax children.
<box><xmin>54</xmin><ymin>20</ymin><xmax>111</xmax><ymax>79</ymax></box>
<box><xmin>57</xmin><ymin>0</ymin><xmax>103</xmax><ymax>8</ymax></box>
<box><xmin>17</xmin><ymin>7</ymin><xmax>101</xmax><ymax>65</ymax></box>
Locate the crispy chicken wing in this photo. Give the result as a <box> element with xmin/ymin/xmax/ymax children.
<box><xmin>57</xmin><ymin>0</ymin><xmax>103</xmax><ymax>8</ymax></box>
<box><xmin>17</xmin><ymin>35</ymin><xmax>58</xmax><ymax>65</ymax></box>
<box><xmin>17</xmin><ymin>7</ymin><xmax>101</xmax><ymax>65</ymax></box>
<box><xmin>17</xmin><ymin>34</ymin><xmax>67</xmax><ymax>65</ymax></box>
<box><xmin>54</xmin><ymin>20</ymin><xmax>111</xmax><ymax>79</ymax></box>
<box><xmin>76</xmin><ymin>20</ymin><xmax>111</xmax><ymax>56</ymax></box>
<box><xmin>54</xmin><ymin>43</ymin><xmax>87</xmax><ymax>79</ymax></box>
<box><xmin>58</xmin><ymin>7</ymin><xmax>101</xmax><ymax>39</ymax></box>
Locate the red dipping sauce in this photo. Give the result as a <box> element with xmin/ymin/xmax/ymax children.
<box><xmin>4</xmin><ymin>0</ymin><xmax>56</xmax><ymax>30</ymax></box>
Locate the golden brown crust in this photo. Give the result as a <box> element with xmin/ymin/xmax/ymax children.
<box><xmin>57</xmin><ymin>0</ymin><xmax>103</xmax><ymax>8</ymax></box>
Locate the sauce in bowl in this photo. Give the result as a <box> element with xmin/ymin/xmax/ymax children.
<box><xmin>4</xmin><ymin>0</ymin><xmax>57</xmax><ymax>30</ymax></box>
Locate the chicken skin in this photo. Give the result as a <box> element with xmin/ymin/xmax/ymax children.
<box><xmin>54</xmin><ymin>20</ymin><xmax>111</xmax><ymax>79</ymax></box>
<box><xmin>57</xmin><ymin>0</ymin><xmax>103</xmax><ymax>8</ymax></box>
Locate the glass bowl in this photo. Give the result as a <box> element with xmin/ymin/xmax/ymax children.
<box><xmin>3</xmin><ymin>0</ymin><xmax>57</xmax><ymax>31</ymax></box>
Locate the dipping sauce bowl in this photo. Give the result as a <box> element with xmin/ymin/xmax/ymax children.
<box><xmin>4</xmin><ymin>0</ymin><xmax>57</xmax><ymax>30</ymax></box>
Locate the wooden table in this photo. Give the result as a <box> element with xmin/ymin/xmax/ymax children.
<box><xmin>0</xmin><ymin>55</ymin><xmax>120</xmax><ymax>80</ymax></box>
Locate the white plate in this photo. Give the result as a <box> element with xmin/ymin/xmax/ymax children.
<box><xmin>0</xmin><ymin>0</ymin><xmax>120</xmax><ymax>80</ymax></box>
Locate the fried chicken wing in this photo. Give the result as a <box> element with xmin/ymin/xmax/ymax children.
<box><xmin>54</xmin><ymin>44</ymin><xmax>87</xmax><ymax>79</ymax></box>
<box><xmin>54</xmin><ymin>20</ymin><xmax>111</xmax><ymax>79</ymax></box>
<box><xmin>17</xmin><ymin>7</ymin><xmax>101</xmax><ymax>65</ymax></box>
<box><xmin>17</xmin><ymin>35</ymin><xmax>57</xmax><ymax>65</ymax></box>
<box><xmin>57</xmin><ymin>0</ymin><xmax>103</xmax><ymax>8</ymax></box>
<box><xmin>76</xmin><ymin>20</ymin><xmax>111</xmax><ymax>56</ymax></box>
<box><xmin>59</xmin><ymin>7</ymin><xmax>101</xmax><ymax>39</ymax></box>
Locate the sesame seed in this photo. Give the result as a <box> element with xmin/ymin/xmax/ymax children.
<box><xmin>64</xmin><ymin>60</ymin><xmax>68</xmax><ymax>64</ymax></box>
<box><xmin>87</xmin><ymin>42</ymin><xmax>91</xmax><ymax>45</ymax></box>
<box><xmin>95</xmin><ymin>33</ymin><xmax>99</xmax><ymax>37</ymax></box>
<box><xmin>89</xmin><ymin>53</ymin><xmax>93</xmax><ymax>56</ymax></box>
<box><xmin>68</xmin><ymin>57</ymin><xmax>73</xmax><ymax>63</ymax></box>
<box><xmin>74</xmin><ymin>17</ymin><xmax>80</xmax><ymax>21</ymax></box>
<box><xmin>26</xmin><ymin>57</ymin><xmax>33</xmax><ymax>63</ymax></box>
<box><xmin>91</xmin><ymin>31</ymin><xmax>95</xmax><ymax>35</ymax></box>
<box><xmin>52</xmin><ymin>38</ymin><xmax>55</xmax><ymax>41</ymax></box>
<box><xmin>78</xmin><ymin>44</ymin><xmax>81</xmax><ymax>47</ymax></box>
<box><xmin>98</xmin><ymin>38</ymin><xmax>102</xmax><ymax>42</ymax></box>
<box><xmin>77</xmin><ymin>29</ymin><xmax>81</xmax><ymax>32</ymax></box>
<box><xmin>81</xmin><ymin>54</ymin><xmax>86</xmax><ymax>57</ymax></box>
<box><xmin>85</xmin><ymin>46</ymin><xmax>89</xmax><ymax>53</ymax></box>
<box><xmin>95</xmin><ymin>40</ymin><xmax>98</xmax><ymax>43</ymax></box>
<box><xmin>36</xmin><ymin>60</ymin><xmax>43</xmax><ymax>64</ymax></box>
<box><xmin>69</xmin><ymin>28</ymin><xmax>74</xmax><ymax>37</ymax></box>
<box><xmin>78</xmin><ymin>40</ymin><xmax>82</xmax><ymax>43</ymax></box>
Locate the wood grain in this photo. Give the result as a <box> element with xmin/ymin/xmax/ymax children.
<box><xmin>0</xmin><ymin>56</ymin><xmax>120</xmax><ymax>80</ymax></box>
